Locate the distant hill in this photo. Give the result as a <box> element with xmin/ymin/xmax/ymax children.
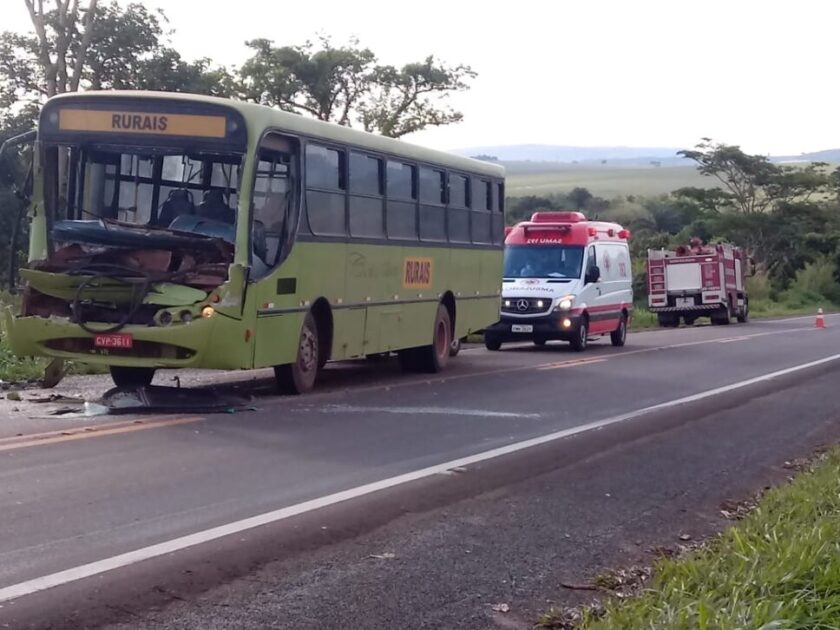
<box><xmin>453</xmin><ymin>144</ymin><xmax>840</xmax><ymax>166</ymax></box>
<box><xmin>454</xmin><ymin>144</ymin><xmax>683</xmax><ymax>164</ymax></box>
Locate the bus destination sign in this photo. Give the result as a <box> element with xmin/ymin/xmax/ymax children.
<box><xmin>58</xmin><ymin>109</ymin><xmax>227</xmax><ymax>138</ymax></box>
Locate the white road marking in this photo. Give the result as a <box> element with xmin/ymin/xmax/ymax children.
<box><xmin>321</xmin><ymin>405</ymin><xmax>540</xmax><ymax>419</ymax></box>
<box><xmin>2</xmin><ymin>352</ymin><xmax>840</xmax><ymax>604</ymax></box>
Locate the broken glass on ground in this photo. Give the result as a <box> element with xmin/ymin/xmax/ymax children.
<box><xmin>102</xmin><ymin>385</ymin><xmax>253</xmax><ymax>414</ymax></box>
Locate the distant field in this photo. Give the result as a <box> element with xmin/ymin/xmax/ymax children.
<box><xmin>506</xmin><ymin>164</ymin><xmax>716</xmax><ymax>198</ymax></box>
<box><xmin>504</xmin><ymin>161</ymin><xmax>840</xmax><ymax>199</ymax></box>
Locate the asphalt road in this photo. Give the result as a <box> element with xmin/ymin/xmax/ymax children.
<box><xmin>1</xmin><ymin>314</ymin><xmax>839</xmax><ymax>629</ymax></box>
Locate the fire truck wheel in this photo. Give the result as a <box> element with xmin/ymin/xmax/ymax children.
<box><xmin>684</xmin><ymin>315</ymin><xmax>697</xmax><ymax>326</ymax></box>
<box><xmin>610</xmin><ymin>315</ymin><xmax>627</xmax><ymax>347</ymax></box>
<box><xmin>737</xmin><ymin>304</ymin><xmax>749</xmax><ymax>323</ymax></box>
<box><xmin>275</xmin><ymin>311</ymin><xmax>320</xmax><ymax>394</ymax></box>
<box><xmin>711</xmin><ymin>309</ymin><xmax>731</xmax><ymax>326</ymax></box>
<box><xmin>109</xmin><ymin>366</ymin><xmax>155</xmax><ymax>388</ymax></box>
<box><xmin>570</xmin><ymin>318</ymin><xmax>588</xmax><ymax>352</ymax></box>
<box><xmin>657</xmin><ymin>314</ymin><xmax>678</xmax><ymax>328</ymax></box>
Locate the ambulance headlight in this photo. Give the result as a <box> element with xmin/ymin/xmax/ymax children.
<box><xmin>555</xmin><ymin>295</ymin><xmax>575</xmax><ymax>311</ymax></box>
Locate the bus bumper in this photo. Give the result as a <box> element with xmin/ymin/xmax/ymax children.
<box><xmin>2</xmin><ymin>309</ymin><xmax>252</xmax><ymax>370</ymax></box>
<box><xmin>484</xmin><ymin>312</ymin><xmax>584</xmax><ymax>343</ymax></box>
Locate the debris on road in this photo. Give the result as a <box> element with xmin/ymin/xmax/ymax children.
<box><xmin>678</xmin><ymin>533</ymin><xmax>692</xmax><ymax>541</ymax></box>
<box><xmin>368</xmin><ymin>552</ymin><xmax>396</xmax><ymax>560</ymax></box>
<box><xmin>102</xmin><ymin>386</ymin><xmax>254</xmax><ymax>415</ymax></box>
<box><xmin>490</xmin><ymin>603</ymin><xmax>510</xmax><ymax>613</ymax></box>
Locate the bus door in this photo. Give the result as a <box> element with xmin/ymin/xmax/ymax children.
<box><xmin>250</xmin><ymin>133</ymin><xmax>307</xmax><ymax>368</ymax></box>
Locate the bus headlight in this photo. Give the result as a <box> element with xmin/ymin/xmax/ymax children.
<box><xmin>555</xmin><ymin>295</ymin><xmax>575</xmax><ymax>311</ymax></box>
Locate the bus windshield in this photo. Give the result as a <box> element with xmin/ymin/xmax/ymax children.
<box><xmin>45</xmin><ymin>144</ymin><xmax>243</xmax><ymax>243</ymax></box>
<box><xmin>503</xmin><ymin>244</ymin><xmax>584</xmax><ymax>279</ymax></box>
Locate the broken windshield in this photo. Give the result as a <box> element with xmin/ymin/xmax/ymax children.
<box><xmin>44</xmin><ymin>144</ymin><xmax>243</xmax><ymax>244</ymax></box>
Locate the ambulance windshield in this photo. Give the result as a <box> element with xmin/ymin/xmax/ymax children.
<box><xmin>504</xmin><ymin>245</ymin><xmax>584</xmax><ymax>279</ymax></box>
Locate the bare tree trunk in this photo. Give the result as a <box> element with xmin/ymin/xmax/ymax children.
<box><xmin>70</xmin><ymin>0</ymin><xmax>98</xmax><ymax>91</ymax></box>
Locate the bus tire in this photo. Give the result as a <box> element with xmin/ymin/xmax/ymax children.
<box><xmin>275</xmin><ymin>311</ymin><xmax>320</xmax><ymax>394</ymax></box>
<box><xmin>610</xmin><ymin>314</ymin><xmax>628</xmax><ymax>347</ymax></box>
<box><xmin>570</xmin><ymin>317</ymin><xmax>588</xmax><ymax>352</ymax></box>
<box><xmin>449</xmin><ymin>336</ymin><xmax>462</xmax><ymax>357</ymax></box>
<box><xmin>109</xmin><ymin>366</ymin><xmax>155</xmax><ymax>388</ymax></box>
<box><xmin>412</xmin><ymin>304</ymin><xmax>452</xmax><ymax>373</ymax></box>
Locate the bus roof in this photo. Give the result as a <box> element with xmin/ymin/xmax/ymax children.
<box><xmin>43</xmin><ymin>91</ymin><xmax>505</xmax><ymax>178</ymax></box>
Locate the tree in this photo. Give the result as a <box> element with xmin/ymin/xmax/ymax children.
<box><xmin>678</xmin><ymin>139</ymin><xmax>829</xmax><ymax>215</ymax></box>
<box><xmin>568</xmin><ymin>187</ymin><xmax>593</xmax><ymax>210</ymax></box>
<box><xmin>359</xmin><ymin>57</ymin><xmax>475</xmax><ymax>137</ymax></box>
<box><xmin>239</xmin><ymin>36</ymin><xmax>475</xmax><ymax>138</ymax></box>
<box><xmin>1</xmin><ymin>1</ymin><xmax>233</xmax><ymax>112</ymax></box>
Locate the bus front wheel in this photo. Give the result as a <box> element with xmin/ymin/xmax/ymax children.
<box><xmin>275</xmin><ymin>311</ymin><xmax>320</xmax><ymax>394</ymax></box>
<box><xmin>110</xmin><ymin>366</ymin><xmax>155</xmax><ymax>388</ymax></box>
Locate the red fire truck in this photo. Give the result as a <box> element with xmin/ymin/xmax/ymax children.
<box><xmin>647</xmin><ymin>239</ymin><xmax>752</xmax><ymax>327</ymax></box>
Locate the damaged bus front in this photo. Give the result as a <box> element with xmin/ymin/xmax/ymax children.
<box><xmin>4</xmin><ymin>93</ymin><xmax>258</xmax><ymax>386</ymax></box>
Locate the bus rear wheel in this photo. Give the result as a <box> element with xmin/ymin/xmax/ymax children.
<box><xmin>399</xmin><ymin>304</ymin><xmax>452</xmax><ymax>373</ymax></box>
<box><xmin>275</xmin><ymin>311</ymin><xmax>320</xmax><ymax>394</ymax></box>
<box><xmin>109</xmin><ymin>366</ymin><xmax>155</xmax><ymax>388</ymax></box>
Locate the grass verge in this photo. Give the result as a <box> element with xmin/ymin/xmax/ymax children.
<box><xmin>540</xmin><ymin>446</ymin><xmax>840</xmax><ymax>629</ymax></box>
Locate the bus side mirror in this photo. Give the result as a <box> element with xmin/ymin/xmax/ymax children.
<box><xmin>585</xmin><ymin>266</ymin><xmax>600</xmax><ymax>284</ymax></box>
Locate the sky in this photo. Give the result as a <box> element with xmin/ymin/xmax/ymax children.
<box><xmin>6</xmin><ymin>0</ymin><xmax>840</xmax><ymax>155</ymax></box>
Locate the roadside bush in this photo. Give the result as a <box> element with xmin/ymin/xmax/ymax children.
<box><xmin>783</xmin><ymin>256</ymin><xmax>840</xmax><ymax>306</ymax></box>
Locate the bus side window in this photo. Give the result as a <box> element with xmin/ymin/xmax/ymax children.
<box><xmin>470</xmin><ymin>178</ymin><xmax>491</xmax><ymax>244</ymax></box>
<box><xmin>492</xmin><ymin>181</ymin><xmax>505</xmax><ymax>244</ymax></box>
<box><xmin>305</xmin><ymin>143</ymin><xmax>346</xmax><ymax>236</ymax></box>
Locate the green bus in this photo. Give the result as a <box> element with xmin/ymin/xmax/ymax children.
<box><xmin>2</xmin><ymin>91</ymin><xmax>505</xmax><ymax>393</ymax></box>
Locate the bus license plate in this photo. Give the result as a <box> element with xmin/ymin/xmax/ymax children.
<box><xmin>94</xmin><ymin>333</ymin><xmax>133</xmax><ymax>349</ymax></box>
<box><xmin>511</xmin><ymin>324</ymin><xmax>533</xmax><ymax>333</ymax></box>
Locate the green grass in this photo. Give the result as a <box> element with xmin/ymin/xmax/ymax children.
<box><xmin>557</xmin><ymin>446</ymin><xmax>840</xmax><ymax>629</ymax></box>
<box><xmin>506</xmin><ymin>165</ymin><xmax>714</xmax><ymax>199</ymax></box>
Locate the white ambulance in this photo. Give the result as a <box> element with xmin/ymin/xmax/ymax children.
<box><xmin>484</xmin><ymin>211</ymin><xmax>633</xmax><ymax>351</ymax></box>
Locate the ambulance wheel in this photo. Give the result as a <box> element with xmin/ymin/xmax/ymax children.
<box><xmin>533</xmin><ymin>337</ymin><xmax>547</xmax><ymax>347</ymax></box>
<box><xmin>570</xmin><ymin>318</ymin><xmax>588</xmax><ymax>352</ymax></box>
<box><xmin>610</xmin><ymin>315</ymin><xmax>627</xmax><ymax>347</ymax></box>
<box><xmin>275</xmin><ymin>311</ymin><xmax>320</xmax><ymax>394</ymax></box>
<box><xmin>110</xmin><ymin>366</ymin><xmax>155</xmax><ymax>388</ymax></box>
<box><xmin>402</xmin><ymin>304</ymin><xmax>451</xmax><ymax>373</ymax></box>
<box><xmin>485</xmin><ymin>336</ymin><xmax>502</xmax><ymax>351</ymax></box>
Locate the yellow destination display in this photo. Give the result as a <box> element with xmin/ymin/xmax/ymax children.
<box><xmin>403</xmin><ymin>257</ymin><xmax>433</xmax><ymax>289</ymax></box>
<box><xmin>58</xmin><ymin>109</ymin><xmax>227</xmax><ymax>138</ymax></box>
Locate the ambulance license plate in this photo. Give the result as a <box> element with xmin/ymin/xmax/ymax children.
<box><xmin>94</xmin><ymin>333</ymin><xmax>133</xmax><ymax>349</ymax></box>
<box><xmin>676</xmin><ymin>298</ymin><xmax>694</xmax><ymax>307</ymax></box>
<box><xmin>511</xmin><ymin>324</ymin><xmax>533</xmax><ymax>333</ymax></box>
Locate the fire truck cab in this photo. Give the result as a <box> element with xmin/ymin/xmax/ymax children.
<box><xmin>484</xmin><ymin>211</ymin><xmax>633</xmax><ymax>351</ymax></box>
